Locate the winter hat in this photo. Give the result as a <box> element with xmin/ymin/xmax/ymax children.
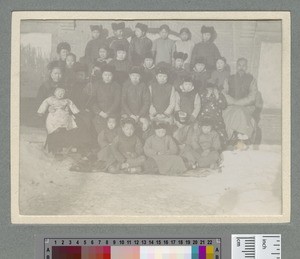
<box><xmin>173</xmin><ymin>51</ymin><xmax>188</xmax><ymax>61</ymax></box>
<box><xmin>155</xmin><ymin>65</ymin><xmax>169</xmax><ymax>76</ymax></box>
<box><xmin>47</xmin><ymin>60</ymin><xmax>63</xmax><ymax>71</ymax></box>
<box><xmin>101</xmin><ymin>64</ymin><xmax>116</xmax><ymax>74</ymax></box>
<box><xmin>159</xmin><ymin>24</ymin><xmax>170</xmax><ymax>32</ymax></box>
<box><xmin>179</xmin><ymin>27</ymin><xmax>192</xmax><ymax>39</ymax></box>
<box><xmin>115</xmin><ymin>43</ymin><xmax>127</xmax><ymax>52</ymax></box>
<box><xmin>90</xmin><ymin>25</ymin><xmax>103</xmax><ymax>32</ymax></box>
<box><xmin>112</xmin><ymin>22</ymin><xmax>125</xmax><ymax>31</ymax></box>
<box><xmin>143</xmin><ymin>51</ymin><xmax>154</xmax><ymax>60</ymax></box>
<box><xmin>73</xmin><ymin>62</ymin><xmax>88</xmax><ymax>73</ymax></box>
<box><xmin>121</xmin><ymin>117</ymin><xmax>136</xmax><ymax>128</ymax></box>
<box><xmin>174</xmin><ymin>111</ymin><xmax>190</xmax><ymax>125</ymax></box>
<box><xmin>153</xmin><ymin>122</ymin><xmax>168</xmax><ymax>130</ymax></box>
<box><xmin>135</xmin><ymin>23</ymin><xmax>148</xmax><ymax>32</ymax></box>
<box><xmin>56</xmin><ymin>42</ymin><xmax>71</xmax><ymax>54</ymax></box>
<box><xmin>193</xmin><ymin>56</ymin><xmax>207</xmax><ymax>66</ymax></box>
<box><xmin>199</xmin><ymin>117</ymin><xmax>214</xmax><ymax>127</ymax></box>
<box><xmin>129</xmin><ymin>66</ymin><xmax>143</xmax><ymax>75</ymax></box>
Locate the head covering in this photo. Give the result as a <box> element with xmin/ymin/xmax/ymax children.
<box><xmin>90</xmin><ymin>25</ymin><xmax>103</xmax><ymax>32</ymax></box>
<box><xmin>201</xmin><ymin>26</ymin><xmax>217</xmax><ymax>41</ymax></box>
<box><xmin>47</xmin><ymin>60</ymin><xmax>62</xmax><ymax>71</ymax></box>
<box><xmin>66</xmin><ymin>52</ymin><xmax>76</xmax><ymax>61</ymax></box>
<box><xmin>193</xmin><ymin>57</ymin><xmax>207</xmax><ymax>66</ymax></box>
<box><xmin>144</xmin><ymin>51</ymin><xmax>154</xmax><ymax>60</ymax></box>
<box><xmin>115</xmin><ymin>43</ymin><xmax>127</xmax><ymax>52</ymax></box>
<box><xmin>153</xmin><ymin>122</ymin><xmax>168</xmax><ymax>130</ymax></box>
<box><xmin>217</xmin><ymin>56</ymin><xmax>227</xmax><ymax>64</ymax></box>
<box><xmin>73</xmin><ymin>62</ymin><xmax>88</xmax><ymax>73</ymax></box>
<box><xmin>181</xmin><ymin>74</ymin><xmax>194</xmax><ymax>83</ymax></box>
<box><xmin>174</xmin><ymin>111</ymin><xmax>190</xmax><ymax>125</ymax></box>
<box><xmin>121</xmin><ymin>117</ymin><xmax>136</xmax><ymax>128</ymax></box>
<box><xmin>112</xmin><ymin>22</ymin><xmax>125</xmax><ymax>31</ymax></box>
<box><xmin>101</xmin><ymin>64</ymin><xmax>116</xmax><ymax>74</ymax></box>
<box><xmin>97</xmin><ymin>43</ymin><xmax>109</xmax><ymax>52</ymax></box>
<box><xmin>135</xmin><ymin>23</ymin><xmax>148</xmax><ymax>32</ymax></box>
<box><xmin>56</xmin><ymin>42</ymin><xmax>71</xmax><ymax>54</ymax></box>
<box><xmin>179</xmin><ymin>27</ymin><xmax>192</xmax><ymax>39</ymax></box>
<box><xmin>159</xmin><ymin>24</ymin><xmax>170</xmax><ymax>32</ymax></box>
<box><xmin>129</xmin><ymin>66</ymin><xmax>143</xmax><ymax>75</ymax></box>
<box><xmin>173</xmin><ymin>51</ymin><xmax>188</xmax><ymax>61</ymax></box>
<box><xmin>206</xmin><ymin>81</ymin><xmax>217</xmax><ymax>89</ymax></box>
<box><xmin>199</xmin><ymin>117</ymin><xmax>214</xmax><ymax>127</ymax></box>
<box><xmin>155</xmin><ymin>65</ymin><xmax>169</xmax><ymax>76</ymax></box>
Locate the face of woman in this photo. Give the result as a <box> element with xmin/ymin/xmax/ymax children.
<box><xmin>175</xmin><ymin>58</ymin><xmax>184</xmax><ymax>68</ymax></box>
<box><xmin>92</xmin><ymin>30</ymin><xmax>100</xmax><ymax>39</ymax></box>
<box><xmin>102</xmin><ymin>71</ymin><xmax>113</xmax><ymax>83</ymax></box>
<box><xmin>144</xmin><ymin>58</ymin><xmax>154</xmax><ymax>68</ymax></box>
<box><xmin>194</xmin><ymin>63</ymin><xmax>205</xmax><ymax>72</ymax></box>
<box><xmin>159</xmin><ymin>29</ymin><xmax>169</xmax><ymax>39</ymax></box>
<box><xmin>122</xmin><ymin>124</ymin><xmax>134</xmax><ymax>137</ymax></box>
<box><xmin>98</xmin><ymin>48</ymin><xmax>108</xmax><ymax>59</ymax></box>
<box><xmin>114</xmin><ymin>29</ymin><xmax>123</xmax><ymax>38</ymax></box>
<box><xmin>50</xmin><ymin>68</ymin><xmax>62</xmax><ymax>82</ymax></box>
<box><xmin>216</xmin><ymin>59</ymin><xmax>225</xmax><ymax>70</ymax></box>
<box><xmin>59</xmin><ymin>49</ymin><xmax>69</xmax><ymax>61</ymax></box>
<box><xmin>129</xmin><ymin>73</ymin><xmax>141</xmax><ymax>85</ymax></box>
<box><xmin>202</xmin><ymin>32</ymin><xmax>211</xmax><ymax>42</ymax></box>
<box><xmin>180</xmin><ymin>31</ymin><xmax>189</xmax><ymax>41</ymax></box>
<box><xmin>156</xmin><ymin>73</ymin><xmax>168</xmax><ymax>84</ymax></box>
<box><xmin>116</xmin><ymin>50</ymin><xmax>127</xmax><ymax>61</ymax></box>
<box><xmin>155</xmin><ymin>128</ymin><xmax>166</xmax><ymax>138</ymax></box>
<box><xmin>135</xmin><ymin>28</ymin><xmax>143</xmax><ymax>38</ymax></box>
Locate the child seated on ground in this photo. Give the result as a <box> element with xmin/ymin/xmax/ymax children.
<box><xmin>149</xmin><ymin>66</ymin><xmax>175</xmax><ymax>125</ymax></box>
<box><xmin>108</xmin><ymin>118</ymin><xmax>146</xmax><ymax>174</ymax></box>
<box><xmin>37</xmin><ymin>87</ymin><xmax>80</xmax><ymax>155</ymax></box>
<box><xmin>143</xmin><ymin>122</ymin><xmax>187</xmax><ymax>175</ymax></box>
<box><xmin>189</xmin><ymin>117</ymin><xmax>221</xmax><ymax>169</ymax></box>
<box><xmin>198</xmin><ymin>81</ymin><xmax>228</xmax><ymax>148</ymax></box>
<box><xmin>94</xmin><ymin>117</ymin><xmax>119</xmax><ymax>171</ymax></box>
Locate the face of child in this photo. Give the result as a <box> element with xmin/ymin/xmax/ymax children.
<box><xmin>155</xmin><ymin>128</ymin><xmax>166</xmax><ymax>138</ymax></box>
<box><xmin>194</xmin><ymin>63</ymin><xmax>205</xmax><ymax>73</ymax></box>
<box><xmin>135</xmin><ymin>28</ymin><xmax>143</xmax><ymax>38</ymax></box>
<box><xmin>202</xmin><ymin>32</ymin><xmax>211</xmax><ymax>42</ymax></box>
<box><xmin>180</xmin><ymin>31</ymin><xmax>189</xmax><ymax>41</ymax></box>
<box><xmin>129</xmin><ymin>73</ymin><xmax>141</xmax><ymax>85</ymax></box>
<box><xmin>98</xmin><ymin>48</ymin><xmax>108</xmax><ymax>59</ymax></box>
<box><xmin>66</xmin><ymin>55</ymin><xmax>75</xmax><ymax>68</ymax></box>
<box><xmin>76</xmin><ymin>71</ymin><xmax>86</xmax><ymax>82</ymax></box>
<box><xmin>54</xmin><ymin>88</ymin><xmax>65</xmax><ymax>99</ymax></box>
<box><xmin>102</xmin><ymin>71</ymin><xmax>113</xmax><ymax>83</ymax></box>
<box><xmin>175</xmin><ymin>58</ymin><xmax>184</xmax><ymax>68</ymax></box>
<box><xmin>159</xmin><ymin>29</ymin><xmax>169</xmax><ymax>40</ymax></box>
<box><xmin>116</xmin><ymin>50</ymin><xmax>126</xmax><ymax>60</ymax></box>
<box><xmin>201</xmin><ymin>125</ymin><xmax>212</xmax><ymax>134</ymax></box>
<box><xmin>144</xmin><ymin>58</ymin><xmax>154</xmax><ymax>68</ymax></box>
<box><xmin>107</xmin><ymin>118</ymin><xmax>116</xmax><ymax>130</ymax></box>
<box><xmin>237</xmin><ymin>60</ymin><xmax>248</xmax><ymax>74</ymax></box>
<box><xmin>50</xmin><ymin>68</ymin><xmax>62</xmax><ymax>82</ymax></box>
<box><xmin>122</xmin><ymin>123</ymin><xmax>134</xmax><ymax>137</ymax></box>
<box><xmin>156</xmin><ymin>73</ymin><xmax>168</xmax><ymax>84</ymax></box>
<box><xmin>182</xmin><ymin>81</ymin><xmax>194</xmax><ymax>92</ymax></box>
<box><xmin>216</xmin><ymin>59</ymin><xmax>225</xmax><ymax>71</ymax></box>
<box><xmin>59</xmin><ymin>49</ymin><xmax>69</xmax><ymax>61</ymax></box>
<box><xmin>92</xmin><ymin>30</ymin><xmax>100</xmax><ymax>39</ymax></box>
<box><xmin>114</xmin><ymin>29</ymin><xmax>123</xmax><ymax>38</ymax></box>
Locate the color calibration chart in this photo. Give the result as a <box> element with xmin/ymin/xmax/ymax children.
<box><xmin>44</xmin><ymin>238</ymin><xmax>221</xmax><ymax>259</ymax></box>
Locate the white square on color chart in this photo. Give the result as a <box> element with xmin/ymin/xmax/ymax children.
<box><xmin>140</xmin><ymin>246</ymin><xmax>191</xmax><ymax>259</ymax></box>
<box><xmin>11</xmin><ymin>11</ymin><xmax>291</xmax><ymax>224</ymax></box>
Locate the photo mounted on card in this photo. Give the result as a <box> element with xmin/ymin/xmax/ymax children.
<box><xmin>11</xmin><ymin>11</ymin><xmax>290</xmax><ymax>224</ymax></box>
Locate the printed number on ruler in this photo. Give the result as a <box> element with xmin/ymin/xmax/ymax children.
<box><xmin>232</xmin><ymin>234</ymin><xmax>281</xmax><ymax>259</ymax></box>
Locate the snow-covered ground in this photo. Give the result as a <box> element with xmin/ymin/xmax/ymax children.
<box><xmin>19</xmin><ymin>127</ymin><xmax>281</xmax><ymax>216</ymax></box>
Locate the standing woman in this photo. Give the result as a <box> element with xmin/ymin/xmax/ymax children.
<box><xmin>36</xmin><ymin>60</ymin><xmax>64</xmax><ymax>108</ymax></box>
<box><xmin>190</xmin><ymin>25</ymin><xmax>221</xmax><ymax>72</ymax></box>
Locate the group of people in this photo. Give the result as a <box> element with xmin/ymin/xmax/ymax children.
<box><xmin>36</xmin><ymin>22</ymin><xmax>261</xmax><ymax>174</ymax></box>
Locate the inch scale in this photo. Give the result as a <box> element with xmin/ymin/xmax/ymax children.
<box><xmin>232</xmin><ymin>234</ymin><xmax>281</xmax><ymax>259</ymax></box>
<box><xmin>43</xmin><ymin>238</ymin><xmax>221</xmax><ymax>259</ymax></box>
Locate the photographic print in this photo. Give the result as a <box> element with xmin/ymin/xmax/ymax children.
<box><xmin>11</xmin><ymin>12</ymin><xmax>290</xmax><ymax>224</ymax></box>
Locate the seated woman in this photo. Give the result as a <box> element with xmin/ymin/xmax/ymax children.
<box><xmin>222</xmin><ymin>58</ymin><xmax>258</xmax><ymax>150</ymax></box>
<box><xmin>143</xmin><ymin>122</ymin><xmax>187</xmax><ymax>175</ymax></box>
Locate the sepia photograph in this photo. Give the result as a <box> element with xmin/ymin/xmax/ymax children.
<box><xmin>11</xmin><ymin>12</ymin><xmax>290</xmax><ymax>224</ymax></box>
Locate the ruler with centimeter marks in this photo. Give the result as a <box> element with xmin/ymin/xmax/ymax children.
<box><xmin>232</xmin><ymin>234</ymin><xmax>281</xmax><ymax>259</ymax></box>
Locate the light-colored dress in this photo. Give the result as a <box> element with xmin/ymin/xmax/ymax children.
<box><xmin>37</xmin><ymin>96</ymin><xmax>79</xmax><ymax>134</ymax></box>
